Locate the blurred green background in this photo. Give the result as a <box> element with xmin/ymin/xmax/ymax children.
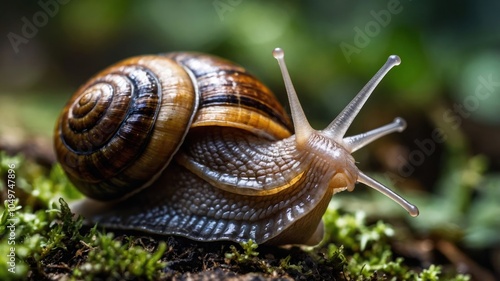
<box><xmin>1</xmin><ymin>0</ymin><xmax>499</xmax><ymax>277</ymax></box>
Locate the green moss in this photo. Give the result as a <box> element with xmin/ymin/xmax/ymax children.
<box><xmin>74</xmin><ymin>233</ymin><xmax>167</xmax><ymax>280</ymax></box>
<box><xmin>224</xmin><ymin>239</ymin><xmax>259</xmax><ymax>263</ymax></box>
<box><xmin>0</xmin><ymin>153</ymin><xmax>167</xmax><ymax>280</ymax></box>
<box><xmin>321</xmin><ymin>206</ymin><xmax>471</xmax><ymax>280</ymax></box>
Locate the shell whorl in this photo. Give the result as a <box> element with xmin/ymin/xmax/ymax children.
<box><xmin>165</xmin><ymin>52</ymin><xmax>292</xmax><ymax>140</ymax></box>
<box><xmin>55</xmin><ymin>56</ymin><xmax>197</xmax><ymax>200</ymax></box>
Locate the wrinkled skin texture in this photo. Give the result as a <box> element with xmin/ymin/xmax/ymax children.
<box><xmin>72</xmin><ymin>127</ymin><xmax>358</xmax><ymax>245</ymax></box>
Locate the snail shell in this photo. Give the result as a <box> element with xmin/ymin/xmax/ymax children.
<box><xmin>55</xmin><ymin>49</ymin><xmax>418</xmax><ymax>245</ymax></box>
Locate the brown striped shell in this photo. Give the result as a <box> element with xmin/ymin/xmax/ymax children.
<box><xmin>54</xmin><ymin>53</ymin><xmax>292</xmax><ymax>201</ymax></box>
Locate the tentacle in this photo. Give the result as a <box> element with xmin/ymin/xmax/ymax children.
<box><xmin>273</xmin><ymin>48</ymin><xmax>314</xmax><ymax>146</ymax></box>
<box><xmin>343</xmin><ymin>117</ymin><xmax>406</xmax><ymax>153</ymax></box>
<box><xmin>357</xmin><ymin>171</ymin><xmax>419</xmax><ymax>217</ymax></box>
<box><xmin>323</xmin><ymin>55</ymin><xmax>401</xmax><ymax>142</ymax></box>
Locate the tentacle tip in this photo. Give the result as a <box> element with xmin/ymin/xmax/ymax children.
<box><xmin>408</xmin><ymin>205</ymin><xmax>420</xmax><ymax>217</ymax></box>
<box><xmin>394</xmin><ymin>117</ymin><xmax>407</xmax><ymax>132</ymax></box>
<box><xmin>273</xmin><ymin>48</ymin><xmax>284</xmax><ymax>59</ymax></box>
<box><xmin>388</xmin><ymin>55</ymin><xmax>401</xmax><ymax>66</ymax></box>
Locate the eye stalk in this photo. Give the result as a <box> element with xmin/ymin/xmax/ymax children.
<box><xmin>273</xmin><ymin>48</ymin><xmax>419</xmax><ymax>217</ymax></box>
<box><xmin>272</xmin><ymin>48</ymin><xmax>314</xmax><ymax>146</ymax></box>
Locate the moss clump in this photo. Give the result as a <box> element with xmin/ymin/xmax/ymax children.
<box><xmin>225</xmin><ymin>239</ymin><xmax>259</xmax><ymax>263</ymax></box>
<box><xmin>321</xmin><ymin>205</ymin><xmax>471</xmax><ymax>280</ymax></box>
<box><xmin>0</xmin><ymin>153</ymin><xmax>167</xmax><ymax>281</ymax></box>
<box><xmin>74</xmin><ymin>233</ymin><xmax>167</xmax><ymax>280</ymax></box>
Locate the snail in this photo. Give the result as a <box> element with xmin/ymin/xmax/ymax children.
<box><xmin>54</xmin><ymin>48</ymin><xmax>419</xmax><ymax>246</ymax></box>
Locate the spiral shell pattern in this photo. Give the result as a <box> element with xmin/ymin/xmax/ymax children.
<box><xmin>54</xmin><ymin>56</ymin><xmax>197</xmax><ymax>200</ymax></box>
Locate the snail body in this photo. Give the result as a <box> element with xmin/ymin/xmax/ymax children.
<box><xmin>55</xmin><ymin>48</ymin><xmax>418</xmax><ymax>246</ymax></box>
